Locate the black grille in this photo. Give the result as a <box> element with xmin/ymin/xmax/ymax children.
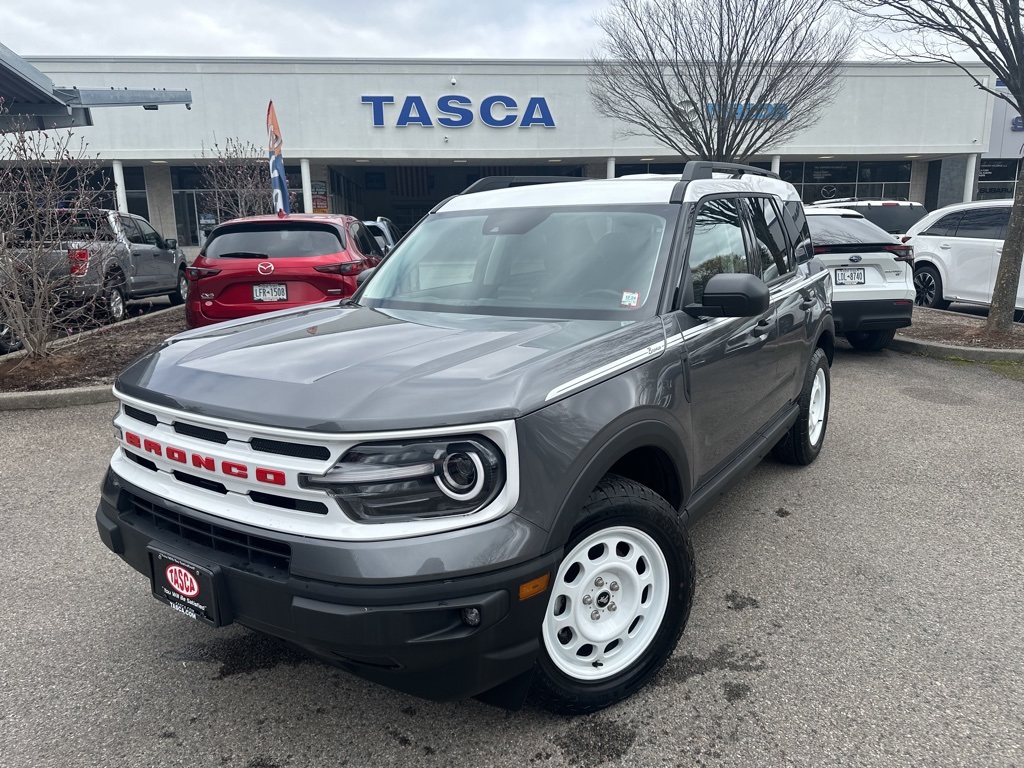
<box><xmin>250</xmin><ymin>490</ymin><xmax>329</xmax><ymax>515</ymax></box>
<box><xmin>173</xmin><ymin>422</ymin><xmax>229</xmax><ymax>444</ymax></box>
<box><xmin>173</xmin><ymin>470</ymin><xmax>227</xmax><ymax>495</ymax></box>
<box><xmin>251</xmin><ymin>438</ymin><xmax>330</xmax><ymax>461</ymax></box>
<box><xmin>124</xmin><ymin>405</ymin><xmax>158</xmax><ymax>426</ymax></box>
<box><xmin>124</xmin><ymin>492</ymin><xmax>291</xmax><ymax>573</ymax></box>
<box><xmin>125</xmin><ymin>451</ymin><xmax>157</xmax><ymax>472</ymax></box>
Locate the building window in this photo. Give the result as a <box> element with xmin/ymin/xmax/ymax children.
<box><xmin>978</xmin><ymin>159</ymin><xmax>1021</xmax><ymax>201</ymax></box>
<box><xmin>775</xmin><ymin>160</ymin><xmax>912</xmax><ymax>203</ymax></box>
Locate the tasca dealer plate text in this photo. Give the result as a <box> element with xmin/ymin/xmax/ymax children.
<box><xmin>149</xmin><ymin>548</ymin><xmax>228</xmax><ymax>626</ymax></box>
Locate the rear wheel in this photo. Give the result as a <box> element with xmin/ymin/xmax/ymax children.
<box><xmin>914</xmin><ymin>265</ymin><xmax>949</xmax><ymax>310</ymax></box>
<box><xmin>168</xmin><ymin>268</ymin><xmax>188</xmax><ymax>306</ymax></box>
<box><xmin>532</xmin><ymin>476</ymin><xmax>695</xmax><ymax>715</ymax></box>
<box><xmin>846</xmin><ymin>328</ymin><xmax>896</xmax><ymax>352</ymax></box>
<box><xmin>773</xmin><ymin>347</ymin><xmax>830</xmax><ymax>466</ymax></box>
<box><xmin>102</xmin><ymin>275</ymin><xmax>127</xmax><ymax>323</ymax></box>
<box><xmin>0</xmin><ymin>320</ymin><xmax>20</xmax><ymax>354</ymax></box>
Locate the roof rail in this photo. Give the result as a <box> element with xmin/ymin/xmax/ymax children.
<box><xmin>680</xmin><ymin>161</ymin><xmax>780</xmax><ymax>181</ymax></box>
<box><xmin>460</xmin><ymin>176</ymin><xmax>588</xmax><ymax>195</ymax></box>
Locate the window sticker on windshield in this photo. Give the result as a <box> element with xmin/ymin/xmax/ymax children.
<box><xmin>620</xmin><ymin>291</ymin><xmax>641</xmax><ymax>308</ymax></box>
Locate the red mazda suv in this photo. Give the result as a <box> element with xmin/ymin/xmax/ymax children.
<box><xmin>185</xmin><ymin>214</ymin><xmax>385</xmax><ymax>328</ymax></box>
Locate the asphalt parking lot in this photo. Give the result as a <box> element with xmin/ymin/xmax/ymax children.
<box><xmin>1</xmin><ymin>346</ymin><xmax>1022</xmax><ymax>768</ymax></box>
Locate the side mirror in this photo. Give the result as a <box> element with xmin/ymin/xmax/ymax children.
<box><xmin>684</xmin><ymin>273</ymin><xmax>770</xmax><ymax>318</ymax></box>
<box><xmin>164</xmin><ymin>238</ymin><xmax>178</xmax><ymax>250</ymax></box>
<box><xmin>356</xmin><ymin>266</ymin><xmax>377</xmax><ymax>287</ymax></box>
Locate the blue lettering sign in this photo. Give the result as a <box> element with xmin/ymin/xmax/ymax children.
<box><xmin>361</xmin><ymin>95</ymin><xmax>395</xmax><ymax>127</ymax></box>
<box><xmin>397</xmin><ymin>96</ymin><xmax>433</xmax><ymax>127</ymax></box>
<box><xmin>436</xmin><ymin>95</ymin><xmax>474</xmax><ymax>128</ymax></box>
<box><xmin>480</xmin><ymin>95</ymin><xmax>518</xmax><ymax>128</ymax></box>
<box><xmin>520</xmin><ymin>97</ymin><xmax>556</xmax><ymax>128</ymax></box>
<box><xmin>706</xmin><ymin>102</ymin><xmax>788</xmax><ymax>120</ymax></box>
<box><xmin>362</xmin><ymin>95</ymin><xmax>556</xmax><ymax>127</ymax></box>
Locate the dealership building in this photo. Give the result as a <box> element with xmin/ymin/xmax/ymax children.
<box><xmin>20</xmin><ymin>56</ymin><xmax>1024</xmax><ymax>251</ymax></box>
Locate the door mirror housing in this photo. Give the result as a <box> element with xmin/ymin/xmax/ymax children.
<box><xmin>684</xmin><ymin>273</ymin><xmax>770</xmax><ymax>318</ymax></box>
<box><xmin>164</xmin><ymin>238</ymin><xmax>178</xmax><ymax>250</ymax></box>
<box><xmin>356</xmin><ymin>266</ymin><xmax>377</xmax><ymax>287</ymax></box>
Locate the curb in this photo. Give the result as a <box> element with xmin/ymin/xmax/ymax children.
<box><xmin>0</xmin><ymin>384</ymin><xmax>116</xmax><ymax>411</ymax></box>
<box><xmin>890</xmin><ymin>336</ymin><xmax>1024</xmax><ymax>364</ymax></box>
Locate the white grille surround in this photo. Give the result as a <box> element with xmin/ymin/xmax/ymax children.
<box><xmin>110</xmin><ymin>389</ymin><xmax>520</xmax><ymax>542</ymax></box>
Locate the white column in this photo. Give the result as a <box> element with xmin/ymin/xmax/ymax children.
<box><xmin>111</xmin><ymin>160</ymin><xmax>128</xmax><ymax>213</ymax></box>
<box><xmin>963</xmin><ymin>153</ymin><xmax>978</xmax><ymax>202</ymax></box>
<box><xmin>606</xmin><ymin>157</ymin><xmax>616</xmax><ymax>179</ymax></box>
<box><xmin>300</xmin><ymin>158</ymin><xmax>313</xmax><ymax>214</ymax></box>
<box><xmin>771</xmin><ymin>155</ymin><xmax>781</xmax><ymax>174</ymax></box>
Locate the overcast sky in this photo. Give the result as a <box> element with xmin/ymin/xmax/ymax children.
<box><xmin>7</xmin><ymin>0</ymin><xmax>611</xmax><ymax>59</ymax></box>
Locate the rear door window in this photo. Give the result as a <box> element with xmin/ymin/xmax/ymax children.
<box><xmin>204</xmin><ymin>223</ymin><xmax>345</xmax><ymax>258</ymax></box>
<box><xmin>745</xmin><ymin>197</ymin><xmax>792</xmax><ymax>283</ymax></box>
<box><xmin>922</xmin><ymin>212</ymin><xmax>963</xmax><ymax>238</ymax></box>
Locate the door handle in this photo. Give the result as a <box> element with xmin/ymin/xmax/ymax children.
<box><xmin>940</xmin><ymin>243</ymin><xmax>951</xmax><ymax>249</ymax></box>
<box><xmin>800</xmin><ymin>297</ymin><xmax>816</xmax><ymax>309</ymax></box>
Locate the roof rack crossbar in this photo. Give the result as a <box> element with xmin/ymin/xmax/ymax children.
<box><xmin>460</xmin><ymin>176</ymin><xmax>588</xmax><ymax>195</ymax></box>
<box><xmin>680</xmin><ymin>161</ymin><xmax>780</xmax><ymax>181</ymax></box>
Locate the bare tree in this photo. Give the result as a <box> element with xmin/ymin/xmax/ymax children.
<box><xmin>843</xmin><ymin>0</ymin><xmax>1023</xmax><ymax>333</ymax></box>
<box><xmin>0</xmin><ymin>104</ymin><xmax>111</xmax><ymax>360</ymax></box>
<box><xmin>199</xmin><ymin>136</ymin><xmax>274</xmax><ymax>224</ymax></box>
<box><xmin>589</xmin><ymin>0</ymin><xmax>858</xmax><ymax>163</ymax></box>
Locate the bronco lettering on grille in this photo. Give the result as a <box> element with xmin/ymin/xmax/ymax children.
<box><xmin>123</xmin><ymin>431</ymin><xmax>286</xmax><ymax>486</ymax></box>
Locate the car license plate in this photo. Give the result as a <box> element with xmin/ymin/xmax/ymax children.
<box><xmin>253</xmin><ymin>283</ymin><xmax>287</xmax><ymax>302</ymax></box>
<box><xmin>834</xmin><ymin>268</ymin><xmax>865</xmax><ymax>285</ymax></box>
<box><xmin>149</xmin><ymin>548</ymin><xmax>227</xmax><ymax>626</ymax></box>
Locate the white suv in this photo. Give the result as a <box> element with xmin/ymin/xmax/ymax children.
<box><xmin>904</xmin><ymin>199</ymin><xmax>1022</xmax><ymax>314</ymax></box>
<box><xmin>805</xmin><ymin>207</ymin><xmax>914</xmax><ymax>350</ymax></box>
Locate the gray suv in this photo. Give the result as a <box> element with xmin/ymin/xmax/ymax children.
<box><xmin>96</xmin><ymin>162</ymin><xmax>834</xmax><ymax>714</ymax></box>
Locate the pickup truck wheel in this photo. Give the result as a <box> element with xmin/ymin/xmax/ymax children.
<box><xmin>772</xmin><ymin>347</ymin><xmax>829</xmax><ymax>466</ymax></box>
<box><xmin>0</xmin><ymin>321</ymin><xmax>21</xmax><ymax>354</ymax></box>
<box><xmin>103</xmin><ymin>278</ymin><xmax>127</xmax><ymax>323</ymax></box>
<box><xmin>533</xmin><ymin>476</ymin><xmax>695</xmax><ymax>715</ymax></box>
<box><xmin>845</xmin><ymin>328</ymin><xmax>896</xmax><ymax>352</ymax></box>
<box><xmin>169</xmin><ymin>268</ymin><xmax>188</xmax><ymax>306</ymax></box>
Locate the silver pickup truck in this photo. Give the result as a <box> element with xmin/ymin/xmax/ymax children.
<box><xmin>0</xmin><ymin>209</ymin><xmax>188</xmax><ymax>353</ymax></box>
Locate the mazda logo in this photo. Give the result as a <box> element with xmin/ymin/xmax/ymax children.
<box><xmin>257</xmin><ymin>262</ymin><xmax>275</xmax><ymax>275</ymax></box>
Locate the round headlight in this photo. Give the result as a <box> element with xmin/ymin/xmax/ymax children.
<box><xmin>437</xmin><ymin>450</ymin><xmax>485</xmax><ymax>500</ymax></box>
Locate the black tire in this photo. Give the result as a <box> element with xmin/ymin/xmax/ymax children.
<box><xmin>168</xmin><ymin>268</ymin><xmax>188</xmax><ymax>306</ymax></box>
<box><xmin>914</xmin><ymin>264</ymin><xmax>950</xmax><ymax>310</ymax></box>
<box><xmin>772</xmin><ymin>347</ymin><xmax>830</xmax><ymax>466</ymax></box>
<box><xmin>1014</xmin><ymin>310</ymin><xmax>1023</xmax><ymax>323</ymax></box>
<box><xmin>531</xmin><ymin>475</ymin><xmax>695</xmax><ymax>715</ymax></box>
<box><xmin>845</xmin><ymin>328</ymin><xmax>896</xmax><ymax>352</ymax></box>
<box><xmin>102</xmin><ymin>275</ymin><xmax>127</xmax><ymax>323</ymax></box>
<box><xmin>0</xmin><ymin>320</ymin><xmax>21</xmax><ymax>355</ymax></box>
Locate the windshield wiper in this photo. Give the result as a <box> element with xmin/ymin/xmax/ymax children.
<box><xmin>215</xmin><ymin>257</ymin><xmax>270</xmax><ymax>264</ymax></box>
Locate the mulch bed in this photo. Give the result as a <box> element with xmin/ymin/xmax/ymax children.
<box><xmin>0</xmin><ymin>306</ymin><xmax>186</xmax><ymax>392</ymax></box>
<box><xmin>0</xmin><ymin>303</ymin><xmax>1021</xmax><ymax>394</ymax></box>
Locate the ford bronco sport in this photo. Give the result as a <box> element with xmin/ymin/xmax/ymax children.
<box><xmin>96</xmin><ymin>162</ymin><xmax>834</xmax><ymax>714</ymax></box>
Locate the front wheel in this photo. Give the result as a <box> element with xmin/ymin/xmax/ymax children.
<box><xmin>772</xmin><ymin>347</ymin><xmax>830</xmax><ymax>465</ymax></box>
<box><xmin>846</xmin><ymin>328</ymin><xmax>896</xmax><ymax>352</ymax></box>
<box><xmin>532</xmin><ymin>476</ymin><xmax>695</xmax><ymax>715</ymax></box>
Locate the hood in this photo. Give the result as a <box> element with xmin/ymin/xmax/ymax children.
<box><xmin>116</xmin><ymin>304</ymin><xmax>667</xmax><ymax>432</ymax></box>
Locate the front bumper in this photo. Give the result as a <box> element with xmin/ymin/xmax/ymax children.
<box><xmin>833</xmin><ymin>298</ymin><xmax>913</xmax><ymax>334</ymax></box>
<box><xmin>97</xmin><ymin>468</ymin><xmax>559</xmax><ymax>702</ymax></box>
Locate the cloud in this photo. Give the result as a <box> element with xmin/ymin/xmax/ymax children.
<box><xmin>6</xmin><ymin>0</ymin><xmax>609</xmax><ymax>58</ymax></box>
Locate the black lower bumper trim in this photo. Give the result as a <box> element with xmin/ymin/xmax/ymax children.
<box><xmin>833</xmin><ymin>298</ymin><xmax>913</xmax><ymax>334</ymax></box>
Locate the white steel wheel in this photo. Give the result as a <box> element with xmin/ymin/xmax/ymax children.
<box><xmin>542</xmin><ymin>526</ymin><xmax>670</xmax><ymax>681</ymax></box>
<box><xmin>531</xmin><ymin>476</ymin><xmax>695</xmax><ymax>715</ymax></box>
<box><xmin>808</xmin><ymin>367</ymin><xmax>827</xmax><ymax>447</ymax></box>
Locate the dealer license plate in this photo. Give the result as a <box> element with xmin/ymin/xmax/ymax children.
<box><xmin>253</xmin><ymin>283</ymin><xmax>287</xmax><ymax>302</ymax></box>
<box><xmin>834</xmin><ymin>268</ymin><xmax>865</xmax><ymax>285</ymax></box>
<box><xmin>149</xmin><ymin>548</ymin><xmax>226</xmax><ymax>626</ymax></box>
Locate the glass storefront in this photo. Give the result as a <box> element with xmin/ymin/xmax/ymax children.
<box><xmin>777</xmin><ymin>161</ymin><xmax>912</xmax><ymax>203</ymax></box>
<box><xmin>978</xmin><ymin>159</ymin><xmax>1022</xmax><ymax>201</ymax></box>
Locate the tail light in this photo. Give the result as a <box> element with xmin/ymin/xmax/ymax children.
<box><xmin>68</xmin><ymin>249</ymin><xmax>89</xmax><ymax>276</ymax></box>
<box><xmin>900</xmin><ymin>235</ymin><xmax>912</xmax><ymax>243</ymax></box>
<box><xmin>884</xmin><ymin>244</ymin><xmax>914</xmax><ymax>263</ymax></box>
<box><xmin>314</xmin><ymin>261</ymin><xmax>364</xmax><ymax>276</ymax></box>
<box><xmin>813</xmin><ymin>246</ymin><xmax>835</xmax><ymax>255</ymax></box>
<box><xmin>186</xmin><ymin>266</ymin><xmax>222</xmax><ymax>281</ymax></box>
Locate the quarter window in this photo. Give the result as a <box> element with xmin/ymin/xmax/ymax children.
<box><xmin>688</xmin><ymin>198</ymin><xmax>749</xmax><ymax>302</ymax></box>
<box><xmin>955</xmin><ymin>207</ymin><xmax>1010</xmax><ymax>240</ymax></box>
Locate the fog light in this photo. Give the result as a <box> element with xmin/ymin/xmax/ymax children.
<box><xmin>461</xmin><ymin>607</ymin><xmax>481</xmax><ymax>627</ymax></box>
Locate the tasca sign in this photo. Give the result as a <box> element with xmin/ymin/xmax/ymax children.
<box><xmin>361</xmin><ymin>95</ymin><xmax>556</xmax><ymax>128</ymax></box>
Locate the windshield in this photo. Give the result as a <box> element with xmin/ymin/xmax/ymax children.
<box><xmin>359</xmin><ymin>205</ymin><xmax>677</xmax><ymax>319</ymax></box>
<box><xmin>204</xmin><ymin>222</ymin><xmax>345</xmax><ymax>258</ymax></box>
